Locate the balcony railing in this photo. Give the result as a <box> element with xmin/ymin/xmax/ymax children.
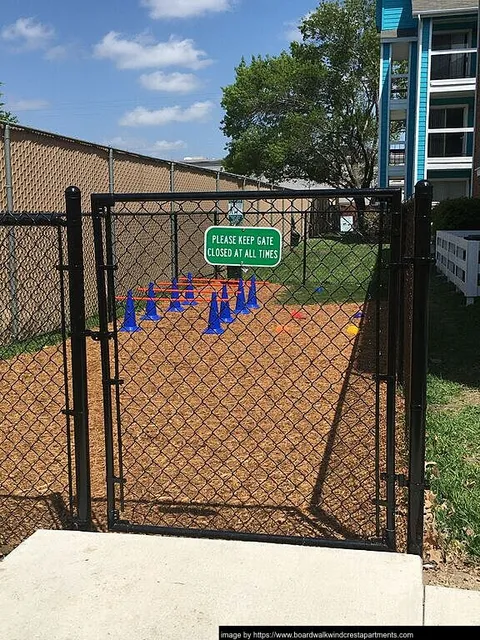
<box><xmin>430</xmin><ymin>49</ymin><xmax>476</xmax><ymax>81</ymax></box>
<box><xmin>389</xmin><ymin>144</ymin><xmax>406</xmax><ymax>166</ymax></box>
<box><xmin>427</xmin><ymin>129</ymin><xmax>473</xmax><ymax>158</ymax></box>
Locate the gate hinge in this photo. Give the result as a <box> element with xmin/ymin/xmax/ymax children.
<box><xmin>373</xmin><ymin>373</ymin><xmax>395</xmax><ymax>383</ymax></box>
<box><xmin>381</xmin><ymin>472</ymin><xmax>409</xmax><ymax>487</ymax></box>
<box><xmin>109</xmin><ymin>378</ymin><xmax>124</xmax><ymax>386</ymax></box>
<box><xmin>372</xmin><ymin>498</ymin><xmax>388</xmax><ymax>507</ymax></box>
<box><xmin>102</xmin><ymin>264</ymin><xmax>118</xmax><ymax>272</ymax></box>
<box><xmin>84</xmin><ymin>329</ymin><xmax>114</xmax><ymax>341</ymax></box>
<box><xmin>113</xmin><ymin>476</ymin><xmax>127</xmax><ymax>486</ymax></box>
<box><xmin>55</xmin><ymin>264</ymin><xmax>69</xmax><ymax>272</ymax></box>
<box><xmin>61</xmin><ymin>408</ymin><xmax>75</xmax><ymax>417</ymax></box>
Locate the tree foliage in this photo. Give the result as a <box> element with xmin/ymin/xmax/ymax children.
<box><xmin>221</xmin><ymin>0</ymin><xmax>379</xmax><ymax>188</ymax></box>
<box><xmin>0</xmin><ymin>84</ymin><xmax>17</xmax><ymax>123</ymax></box>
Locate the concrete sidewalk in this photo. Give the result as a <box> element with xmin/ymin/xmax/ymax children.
<box><xmin>0</xmin><ymin>530</ymin><xmax>478</xmax><ymax>638</ymax></box>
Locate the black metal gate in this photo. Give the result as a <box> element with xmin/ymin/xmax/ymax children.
<box><xmin>87</xmin><ymin>185</ymin><xmax>434</xmax><ymax>552</ymax></box>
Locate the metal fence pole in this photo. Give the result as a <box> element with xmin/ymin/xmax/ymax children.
<box><xmin>107</xmin><ymin>148</ymin><xmax>116</xmax><ymax>322</ymax></box>
<box><xmin>65</xmin><ymin>186</ymin><xmax>91</xmax><ymax>530</ymax></box>
<box><xmin>214</xmin><ymin>172</ymin><xmax>220</xmax><ymax>278</ymax></box>
<box><xmin>4</xmin><ymin>124</ymin><xmax>19</xmax><ymax>339</ymax></box>
<box><xmin>407</xmin><ymin>180</ymin><xmax>433</xmax><ymax>555</ymax></box>
<box><xmin>170</xmin><ymin>162</ymin><xmax>179</xmax><ymax>280</ymax></box>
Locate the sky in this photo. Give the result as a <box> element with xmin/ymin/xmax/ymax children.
<box><xmin>0</xmin><ymin>0</ymin><xmax>317</xmax><ymax>161</ymax></box>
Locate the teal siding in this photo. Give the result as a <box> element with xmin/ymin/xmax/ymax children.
<box><xmin>416</xmin><ymin>18</ymin><xmax>431</xmax><ymax>182</ymax></box>
<box><xmin>378</xmin><ymin>43</ymin><xmax>391</xmax><ymax>187</ymax></box>
<box><xmin>405</xmin><ymin>41</ymin><xmax>418</xmax><ymax>198</ymax></box>
<box><xmin>381</xmin><ymin>0</ymin><xmax>416</xmax><ymax>31</ymax></box>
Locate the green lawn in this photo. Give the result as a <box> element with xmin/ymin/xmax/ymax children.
<box><xmin>257</xmin><ymin>237</ymin><xmax>380</xmax><ymax>305</ymax></box>
<box><xmin>426</xmin><ymin>275</ymin><xmax>480</xmax><ymax>559</ymax></box>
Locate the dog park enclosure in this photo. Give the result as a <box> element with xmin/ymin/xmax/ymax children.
<box><xmin>0</xmin><ymin>158</ymin><xmax>432</xmax><ymax>555</ymax></box>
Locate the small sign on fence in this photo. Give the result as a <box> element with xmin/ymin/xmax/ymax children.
<box><xmin>204</xmin><ymin>226</ymin><xmax>282</xmax><ymax>267</ymax></box>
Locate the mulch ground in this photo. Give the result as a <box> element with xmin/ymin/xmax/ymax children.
<box><xmin>1</xmin><ymin>283</ymin><xmax>388</xmax><ymax>551</ymax></box>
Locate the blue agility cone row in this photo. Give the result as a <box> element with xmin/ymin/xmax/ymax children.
<box><xmin>182</xmin><ymin>273</ymin><xmax>198</xmax><ymax>306</ymax></box>
<box><xmin>140</xmin><ymin>282</ymin><xmax>162</xmax><ymax>321</ymax></box>
<box><xmin>166</xmin><ymin>278</ymin><xmax>184</xmax><ymax>312</ymax></box>
<box><xmin>246</xmin><ymin>275</ymin><xmax>260</xmax><ymax>309</ymax></box>
<box><xmin>234</xmin><ymin>278</ymin><xmax>250</xmax><ymax>315</ymax></box>
<box><xmin>219</xmin><ymin>283</ymin><xmax>235</xmax><ymax>324</ymax></box>
<box><xmin>120</xmin><ymin>290</ymin><xmax>142</xmax><ymax>332</ymax></box>
<box><xmin>203</xmin><ymin>292</ymin><xmax>224</xmax><ymax>335</ymax></box>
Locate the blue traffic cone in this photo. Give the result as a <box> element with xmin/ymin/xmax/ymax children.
<box><xmin>353</xmin><ymin>310</ymin><xmax>364</xmax><ymax>319</ymax></box>
<box><xmin>120</xmin><ymin>290</ymin><xmax>142</xmax><ymax>332</ymax></box>
<box><xmin>219</xmin><ymin>283</ymin><xmax>235</xmax><ymax>324</ymax></box>
<box><xmin>203</xmin><ymin>292</ymin><xmax>224</xmax><ymax>335</ymax></box>
<box><xmin>140</xmin><ymin>282</ymin><xmax>162</xmax><ymax>321</ymax></box>
<box><xmin>234</xmin><ymin>278</ymin><xmax>250</xmax><ymax>315</ymax></box>
<box><xmin>166</xmin><ymin>278</ymin><xmax>183</xmax><ymax>312</ymax></box>
<box><xmin>246</xmin><ymin>275</ymin><xmax>260</xmax><ymax>309</ymax></box>
<box><xmin>182</xmin><ymin>272</ymin><xmax>198</xmax><ymax>306</ymax></box>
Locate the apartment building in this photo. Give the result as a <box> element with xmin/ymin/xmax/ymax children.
<box><xmin>377</xmin><ymin>1</ymin><xmax>478</xmax><ymax>201</ymax></box>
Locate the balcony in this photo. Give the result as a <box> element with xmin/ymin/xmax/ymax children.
<box><xmin>430</xmin><ymin>49</ymin><xmax>477</xmax><ymax>93</ymax></box>
<box><xmin>426</xmin><ymin>129</ymin><xmax>473</xmax><ymax>170</ymax></box>
<box><xmin>388</xmin><ymin>143</ymin><xmax>406</xmax><ymax>177</ymax></box>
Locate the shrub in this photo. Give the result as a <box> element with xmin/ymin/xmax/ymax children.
<box><xmin>432</xmin><ymin>197</ymin><xmax>480</xmax><ymax>232</ymax></box>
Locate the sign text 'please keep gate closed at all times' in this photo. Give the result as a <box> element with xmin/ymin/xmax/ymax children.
<box><xmin>204</xmin><ymin>226</ymin><xmax>282</xmax><ymax>268</ymax></box>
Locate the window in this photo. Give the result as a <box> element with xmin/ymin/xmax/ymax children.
<box><xmin>428</xmin><ymin>107</ymin><xmax>467</xmax><ymax>157</ymax></box>
<box><xmin>432</xmin><ymin>31</ymin><xmax>470</xmax><ymax>51</ymax></box>
<box><xmin>431</xmin><ymin>180</ymin><xmax>468</xmax><ymax>202</ymax></box>
<box><xmin>429</xmin><ymin>107</ymin><xmax>465</xmax><ymax>129</ymax></box>
<box><xmin>431</xmin><ymin>31</ymin><xmax>474</xmax><ymax>80</ymax></box>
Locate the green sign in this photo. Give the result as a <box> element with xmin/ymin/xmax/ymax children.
<box><xmin>204</xmin><ymin>226</ymin><xmax>282</xmax><ymax>267</ymax></box>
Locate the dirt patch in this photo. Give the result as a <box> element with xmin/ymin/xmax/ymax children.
<box><xmin>1</xmin><ymin>283</ymin><xmax>387</xmax><ymax>549</ymax></box>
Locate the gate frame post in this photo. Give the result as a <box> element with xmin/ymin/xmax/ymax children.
<box><xmin>407</xmin><ymin>179</ymin><xmax>433</xmax><ymax>555</ymax></box>
<box><xmin>65</xmin><ymin>186</ymin><xmax>91</xmax><ymax>530</ymax></box>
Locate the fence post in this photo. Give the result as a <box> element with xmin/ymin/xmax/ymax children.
<box><xmin>407</xmin><ymin>179</ymin><xmax>433</xmax><ymax>555</ymax></box>
<box><xmin>170</xmin><ymin>162</ymin><xmax>179</xmax><ymax>280</ymax></box>
<box><xmin>214</xmin><ymin>172</ymin><xmax>221</xmax><ymax>278</ymax></box>
<box><xmin>4</xmin><ymin>124</ymin><xmax>19</xmax><ymax>340</ymax></box>
<box><xmin>65</xmin><ymin>186</ymin><xmax>92</xmax><ymax>531</ymax></box>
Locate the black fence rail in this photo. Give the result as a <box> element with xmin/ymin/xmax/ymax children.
<box><xmin>0</xmin><ymin>182</ymin><xmax>432</xmax><ymax>556</ymax></box>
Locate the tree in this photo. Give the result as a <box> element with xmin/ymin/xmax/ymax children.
<box><xmin>221</xmin><ymin>0</ymin><xmax>379</xmax><ymax>190</ymax></box>
<box><xmin>0</xmin><ymin>84</ymin><xmax>18</xmax><ymax>123</ymax></box>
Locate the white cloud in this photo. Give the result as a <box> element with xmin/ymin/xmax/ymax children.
<box><xmin>6</xmin><ymin>98</ymin><xmax>49</xmax><ymax>111</ymax></box>
<box><xmin>141</xmin><ymin>0</ymin><xmax>231</xmax><ymax>19</ymax></box>
<box><xmin>104</xmin><ymin>135</ymin><xmax>186</xmax><ymax>156</ymax></box>
<box><xmin>284</xmin><ymin>13</ymin><xmax>313</xmax><ymax>43</ymax></box>
<box><xmin>119</xmin><ymin>101</ymin><xmax>214</xmax><ymax>126</ymax></box>
<box><xmin>284</xmin><ymin>22</ymin><xmax>302</xmax><ymax>43</ymax></box>
<box><xmin>139</xmin><ymin>71</ymin><xmax>201</xmax><ymax>93</ymax></box>
<box><xmin>94</xmin><ymin>32</ymin><xmax>211</xmax><ymax>70</ymax></box>
<box><xmin>1</xmin><ymin>17</ymin><xmax>54</xmax><ymax>50</ymax></box>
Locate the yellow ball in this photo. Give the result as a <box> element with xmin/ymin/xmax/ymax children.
<box><xmin>346</xmin><ymin>324</ymin><xmax>359</xmax><ymax>337</ymax></box>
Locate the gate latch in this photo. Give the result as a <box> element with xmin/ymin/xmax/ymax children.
<box><xmin>84</xmin><ymin>329</ymin><xmax>114</xmax><ymax>341</ymax></box>
<box><xmin>381</xmin><ymin>472</ymin><xmax>408</xmax><ymax>487</ymax></box>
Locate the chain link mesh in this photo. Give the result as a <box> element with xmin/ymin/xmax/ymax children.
<box><xmin>92</xmin><ymin>191</ymin><xmax>399</xmax><ymax>545</ymax></box>
<box><xmin>0</xmin><ymin>219</ymin><xmax>74</xmax><ymax>555</ymax></box>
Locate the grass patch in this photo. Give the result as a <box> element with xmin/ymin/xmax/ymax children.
<box><xmin>426</xmin><ymin>401</ymin><xmax>480</xmax><ymax>558</ymax></box>
<box><xmin>258</xmin><ymin>237</ymin><xmax>380</xmax><ymax>305</ymax></box>
<box><xmin>426</xmin><ymin>271</ymin><xmax>480</xmax><ymax>559</ymax></box>
<box><xmin>0</xmin><ymin>314</ymin><xmax>102</xmax><ymax>361</ymax></box>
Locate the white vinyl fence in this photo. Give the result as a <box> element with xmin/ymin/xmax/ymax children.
<box><xmin>436</xmin><ymin>230</ymin><xmax>480</xmax><ymax>304</ymax></box>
